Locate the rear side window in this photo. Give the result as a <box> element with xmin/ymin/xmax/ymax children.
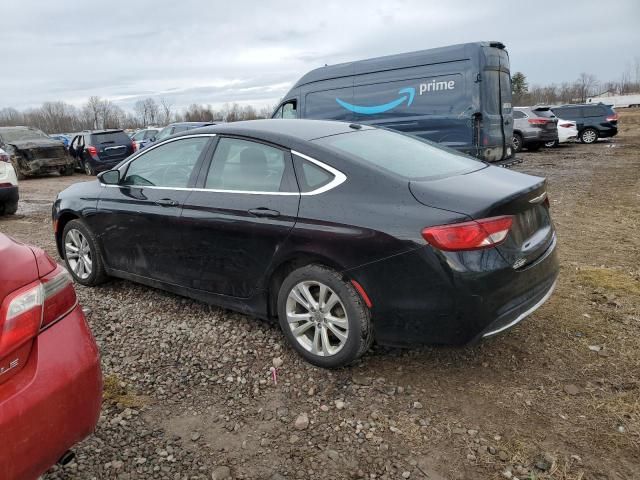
<box><xmin>122</xmin><ymin>137</ymin><xmax>209</xmax><ymax>188</ymax></box>
<box><xmin>293</xmin><ymin>156</ymin><xmax>334</xmax><ymax>193</ymax></box>
<box><xmin>314</xmin><ymin>128</ymin><xmax>483</xmax><ymax>180</ymax></box>
<box><xmin>583</xmin><ymin>106</ymin><xmax>605</xmax><ymax>117</ymax></box>
<box><xmin>513</xmin><ymin>110</ymin><xmax>527</xmax><ymax>119</ymax></box>
<box><xmin>206</xmin><ymin>138</ymin><xmax>289</xmax><ymax>192</ymax></box>
<box><xmin>553</xmin><ymin>107</ymin><xmax>579</xmax><ymax>119</ymax></box>
<box><xmin>91</xmin><ymin>131</ymin><xmax>130</xmax><ymax>145</ymax></box>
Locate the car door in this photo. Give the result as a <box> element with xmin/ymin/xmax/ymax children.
<box><xmin>179</xmin><ymin>136</ymin><xmax>300</xmax><ymax>297</ymax></box>
<box><xmin>92</xmin><ymin>135</ymin><xmax>214</xmax><ymax>283</ymax></box>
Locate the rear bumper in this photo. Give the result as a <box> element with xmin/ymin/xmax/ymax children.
<box><xmin>20</xmin><ymin>156</ymin><xmax>74</xmax><ymax>175</ymax></box>
<box><xmin>523</xmin><ymin>130</ymin><xmax>558</xmax><ymax>143</ymax></box>
<box><xmin>0</xmin><ymin>305</ymin><xmax>102</xmax><ymax>480</ymax></box>
<box><xmin>87</xmin><ymin>157</ymin><xmax>123</xmax><ymax>173</ymax></box>
<box><xmin>349</xmin><ymin>235</ymin><xmax>559</xmax><ymax>347</ymax></box>
<box><xmin>598</xmin><ymin>127</ymin><xmax>618</xmax><ymax>138</ymax></box>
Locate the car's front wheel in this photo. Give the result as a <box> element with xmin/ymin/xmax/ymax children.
<box><xmin>62</xmin><ymin>219</ymin><xmax>108</xmax><ymax>286</ymax></box>
<box><xmin>277</xmin><ymin>265</ymin><xmax>373</xmax><ymax>368</ymax></box>
<box><xmin>580</xmin><ymin>128</ymin><xmax>599</xmax><ymax>144</ymax></box>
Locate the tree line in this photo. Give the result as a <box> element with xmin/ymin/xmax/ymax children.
<box><xmin>512</xmin><ymin>58</ymin><xmax>640</xmax><ymax>106</ymax></box>
<box><xmin>0</xmin><ymin>96</ymin><xmax>274</xmax><ymax>134</ymax></box>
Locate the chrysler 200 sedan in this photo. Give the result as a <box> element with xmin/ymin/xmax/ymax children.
<box><xmin>52</xmin><ymin>120</ymin><xmax>559</xmax><ymax>368</ymax></box>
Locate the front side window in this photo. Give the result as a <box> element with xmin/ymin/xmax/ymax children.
<box><xmin>156</xmin><ymin>126</ymin><xmax>173</xmax><ymax>141</ymax></box>
<box><xmin>282</xmin><ymin>101</ymin><xmax>298</xmax><ymax>119</ymax></box>
<box><xmin>205</xmin><ymin>138</ymin><xmax>287</xmax><ymax>192</ymax></box>
<box><xmin>121</xmin><ymin>137</ymin><xmax>209</xmax><ymax>188</ymax></box>
<box><xmin>314</xmin><ymin>128</ymin><xmax>483</xmax><ymax>180</ymax></box>
<box><xmin>131</xmin><ymin>131</ymin><xmax>145</xmax><ymax>141</ymax></box>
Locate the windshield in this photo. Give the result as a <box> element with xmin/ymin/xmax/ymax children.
<box><xmin>0</xmin><ymin>127</ymin><xmax>49</xmax><ymax>143</ymax></box>
<box><xmin>313</xmin><ymin>128</ymin><xmax>483</xmax><ymax>180</ymax></box>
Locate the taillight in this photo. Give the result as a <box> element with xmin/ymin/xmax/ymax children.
<box><xmin>0</xmin><ymin>152</ymin><xmax>9</xmax><ymax>162</ymax></box>
<box><xmin>131</xmin><ymin>141</ymin><xmax>137</xmax><ymax>152</ymax></box>
<box><xmin>606</xmin><ymin>114</ymin><xmax>618</xmax><ymax>122</ymax></box>
<box><xmin>528</xmin><ymin>118</ymin><xmax>549</xmax><ymax>125</ymax></box>
<box><xmin>86</xmin><ymin>145</ymin><xmax>98</xmax><ymax>156</ymax></box>
<box><xmin>421</xmin><ymin>216</ymin><xmax>513</xmax><ymax>251</ymax></box>
<box><xmin>0</xmin><ymin>266</ymin><xmax>76</xmax><ymax>357</ymax></box>
<box><xmin>41</xmin><ymin>267</ymin><xmax>76</xmax><ymax>328</ymax></box>
<box><xmin>559</xmin><ymin>123</ymin><xmax>574</xmax><ymax>128</ymax></box>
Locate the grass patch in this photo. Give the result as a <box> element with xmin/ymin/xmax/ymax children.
<box><xmin>103</xmin><ymin>374</ymin><xmax>147</xmax><ymax>408</ymax></box>
<box><xmin>576</xmin><ymin>267</ymin><xmax>640</xmax><ymax>296</ymax></box>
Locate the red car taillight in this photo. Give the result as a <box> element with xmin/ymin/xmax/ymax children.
<box><xmin>421</xmin><ymin>216</ymin><xmax>514</xmax><ymax>251</ymax></box>
<box><xmin>606</xmin><ymin>114</ymin><xmax>618</xmax><ymax>122</ymax></box>
<box><xmin>0</xmin><ymin>267</ymin><xmax>76</xmax><ymax>357</ymax></box>
<box><xmin>86</xmin><ymin>145</ymin><xmax>98</xmax><ymax>156</ymax></box>
<box><xmin>527</xmin><ymin>118</ymin><xmax>549</xmax><ymax>125</ymax></box>
<box><xmin>559</xmin><ymin>123</ymin><xmax>574</xmax><ymax>128</ymax></box>
<box><xmin>0</xmin><ymin>152</ymin><xmax>9</xmax><ymax>162</ymax></box>
<box><xmin>131</xmin><ymin>141</ymin><xmax>137</xmax><ymax>152</ymax></box>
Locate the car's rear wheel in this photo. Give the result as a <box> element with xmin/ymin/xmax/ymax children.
<box><xmin>0</xmin><ymin>200</ymin><xmax>18</xmax><ymax>215</ymax></box>
<box><xmin>84</xmin><ymin>161</ymin><xmax>96</xmax><ymax>176</ymax></box>
<box><xmin>512</xmin><ymin>133</ymin><xmax>523</xmax><ymax>153</ymax></box>
<box><xmin>62</xmin><ymin>219</ymin><xmax>108</xmax><ymax>286</ymax></box>
<box><xmin>580</xmin><ymin>128</ymin><xmax>599</xmax><ymax>144</ymax></box>
<box><xmin>544</xmin><ymin>140</ymin><xmax>559</xmax><ymax>148</ymax></box>
<box><xmin>277</xmin><ymin>265</ymin><xmax>372</xmax><ymax>368</ymax></box>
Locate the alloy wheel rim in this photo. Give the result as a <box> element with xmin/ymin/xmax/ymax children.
<box><xmin>65</xmin><ymin>229</ymin><xmax>92</xmax><ymax>279</ymax></box>
<box><xmin>583</xmin><ymin>130</ymin><xmax>596</xmax><ymax>143</ymax></box>
<box><xmin>513</xmin><ymin>137</ymin><xmax>520</xmax><ymax>150</ymax></box>
<box><xmin>85</xmin><ymin>163</ymin><xmax>91</xmax><ymax>175</ymax></box>
<box><xmin>286</xmin><ymin>281</ymin><xmax>349</xmax><ymax>357</ymax></box>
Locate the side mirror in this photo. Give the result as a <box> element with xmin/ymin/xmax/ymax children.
<box><xmin>98</xmin><ymin>169</ymin><xmax>120</xmax><ymax>185</ymax></box>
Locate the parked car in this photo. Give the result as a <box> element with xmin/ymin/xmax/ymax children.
<box><xmin>550</xmin><ymin>103</ymin><xmax>618</xmax><ymax>144</ymax></box>
<box><xmin>51</xmin><ymin>134</ymin><xmax>72</xmax><ymax>149</ymax></box>
<box><xmin>272</xmin><ymin>41</ymin><xmax>514</xmax><ymax>162</ymax></box>
<box><xmin>512</xmin><ymin>107</ymin><xmax>558</xmax><ymax>152</ymax></box>
<box><xmin>0</xmin><ymin>148</ymin><xmax>19</xmax><ymax>215</ymax></box>
<box><xmin>130</xmin><ymin>128</ymin><xmax>160</xmax><ymax>151</ymax></box>
<box><xmin>68</xmin><ymin>129</ymin><xmax>136</xmax><ymax>175</ymax></box>
<box><xmin>0</xmin><ymin>126</ymin><xmax>75</xmax><ymax>178</ymax></box>
<box><xmin>53</xmin><ymin>120</ymin><xmax>559</xmax><ymax>368</ymax></box>
<box><xmin>545</xmin><ymin>119</ymin><xmax>578</xmax><ymax>147</ymax></box>
<box><xmin>143</xmin><ymin>122</ymin><xmax>217</xmax><ymax>148</ymax></box>
<box><xmin>0</xmin><ymin>233</ymin><xmax>102</xmax><ymax>480</ymax></box>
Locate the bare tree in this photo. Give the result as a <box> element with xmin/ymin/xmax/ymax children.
<box><xmin>575</xmin><ymin>73</ymin><xmax>599</xmax><ymax>103</ymax></box>
<box><xmin>84</xmin><ymin>96</ymin><xmax>103</xmax><ymax>129</ymax></box>
<box><xmin>159</xmin><ymin>97</ymin><xmax>173</xmax><ymax>125</ymax></box>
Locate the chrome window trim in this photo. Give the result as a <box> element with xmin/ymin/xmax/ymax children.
<box><xmin>101</xmin><ymin>143</ymin><xmax>347</xmax><ymax>197</ymax></box>
<box><xmin>291</xmin><ymin>150</ymin><xmax>347</xmax><ymax>196</ymax></box>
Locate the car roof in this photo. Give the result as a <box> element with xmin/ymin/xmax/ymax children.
<box><xmin>176</xmin><ymin>119</ymin><xmax>369</xmax><ymax>144</ymax></box>
<box><xmin>87</xmin><ymin>129</ymin><xmax>125</xmax><ymax>134</ymax></box>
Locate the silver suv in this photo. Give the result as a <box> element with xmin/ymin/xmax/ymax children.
<box><xmin>512</xmin><ymin>107</ymin><xmax>559</xmax><ymax>152</ymax></box>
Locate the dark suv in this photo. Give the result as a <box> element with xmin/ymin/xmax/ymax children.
<box><xmin>550</xmin><ymin>104</ymin><xmax>618</xmax><ymax>144</ymax></box>
<box><xmin>512</xmin><ymin>107</ymin><xmax>558</xmax><ymax>152</ymax></box>
<box><xmin>69</xmin><ymin>130</ymin><xmax>135</xmax><ymax>175</ymax></box>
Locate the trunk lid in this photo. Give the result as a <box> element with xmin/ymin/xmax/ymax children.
<box><xmin>410</xmin><ymin>166</ymin><xmax>554</xmax><ymax>268</ymax></box>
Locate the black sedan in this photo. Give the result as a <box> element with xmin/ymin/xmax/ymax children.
<box><xmin>53</xmin><ymin>120</ymin><xmax>559</xmax><ymax>368</ymax></box>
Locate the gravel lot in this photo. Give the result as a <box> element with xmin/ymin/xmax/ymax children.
<box><xmin>1</xmin><ymin>110</ymin><xmax>639</xmax><ymax>480</ymax></box>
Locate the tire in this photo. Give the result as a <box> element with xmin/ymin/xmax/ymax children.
<box><xmin>277</xmin><ymin>264</ymin><xmax>373</xmax><ymax>368</ymax></box>
<box><xmin>61</xmin><ymin>164</ymin><xmax>75</xmax><ymax>176</ymax></box>
<box><xmin>544</xmin><ymin>140</ymin><xmax>559</xmax><ymax>148</ymax></box>
<box><xmin>2</xmin><ymin>200</ymin><xmax>18</xmax><ymax>215</ymax></box>
<box><xmin>84</xmin><ymin>161</ymin><xmax>96</xmax><ymax>176</ymax></box>
<box><xmin>512</xmin><ymin>133</ymin><xmax>523</xmax><ymax>153</ymax></box>
<box><xmin>580</xmin><ymin>128</ymin><xmax>599</xmax><ymax>144</ymax></box>
<box><xmin>62</xmin><ymin>219</ymin><xmax>108</xmax><ymax>286</ymax></box>
<box><xmin>527</xmin><ymin>142</ymin><xmax>542</xmax><ymax>152</ymax></box>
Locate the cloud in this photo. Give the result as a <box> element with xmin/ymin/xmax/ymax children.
<box><xmin>1</xmin><ymin>0</ymin><xmax>638</xmax><ymax>112</ymax></box>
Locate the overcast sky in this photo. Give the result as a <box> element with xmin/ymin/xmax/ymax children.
<box><xmin>1</xmin><ymin>0</ymin><xmax>639</xmax><ymax>113</ymax></box>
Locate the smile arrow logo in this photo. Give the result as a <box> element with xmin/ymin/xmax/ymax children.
<box><xmin>336</xmin><ymin>87</ymin><xmax>415</xmax><ymax>115</ymax></box>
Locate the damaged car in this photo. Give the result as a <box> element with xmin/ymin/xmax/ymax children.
<box><xmin>0</xmin><ymin>126</ymin><xmax>75</xmax><ymax>179</ymax></box>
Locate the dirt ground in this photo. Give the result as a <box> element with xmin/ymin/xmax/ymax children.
<box><xmin>1</xmin><ymin>111</ymin><xmax>639</xmax><ymax>480</ymax></box>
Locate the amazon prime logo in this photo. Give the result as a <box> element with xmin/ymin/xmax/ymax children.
<box><xmin>419</xmin><ymin>79</ymin><xmax>456</xmax><ymax>94</ymax></box>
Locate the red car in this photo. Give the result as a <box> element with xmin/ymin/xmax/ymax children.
<box><xmin>0</xmin><ymin>234</ymin><xmax>102</xmax><ymax>480</ymax></box>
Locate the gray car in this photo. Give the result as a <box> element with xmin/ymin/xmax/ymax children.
<box><xmin>512</xmin><ymin>107</ymin><xmax>558</xmax><ymax>152</ymax></box>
